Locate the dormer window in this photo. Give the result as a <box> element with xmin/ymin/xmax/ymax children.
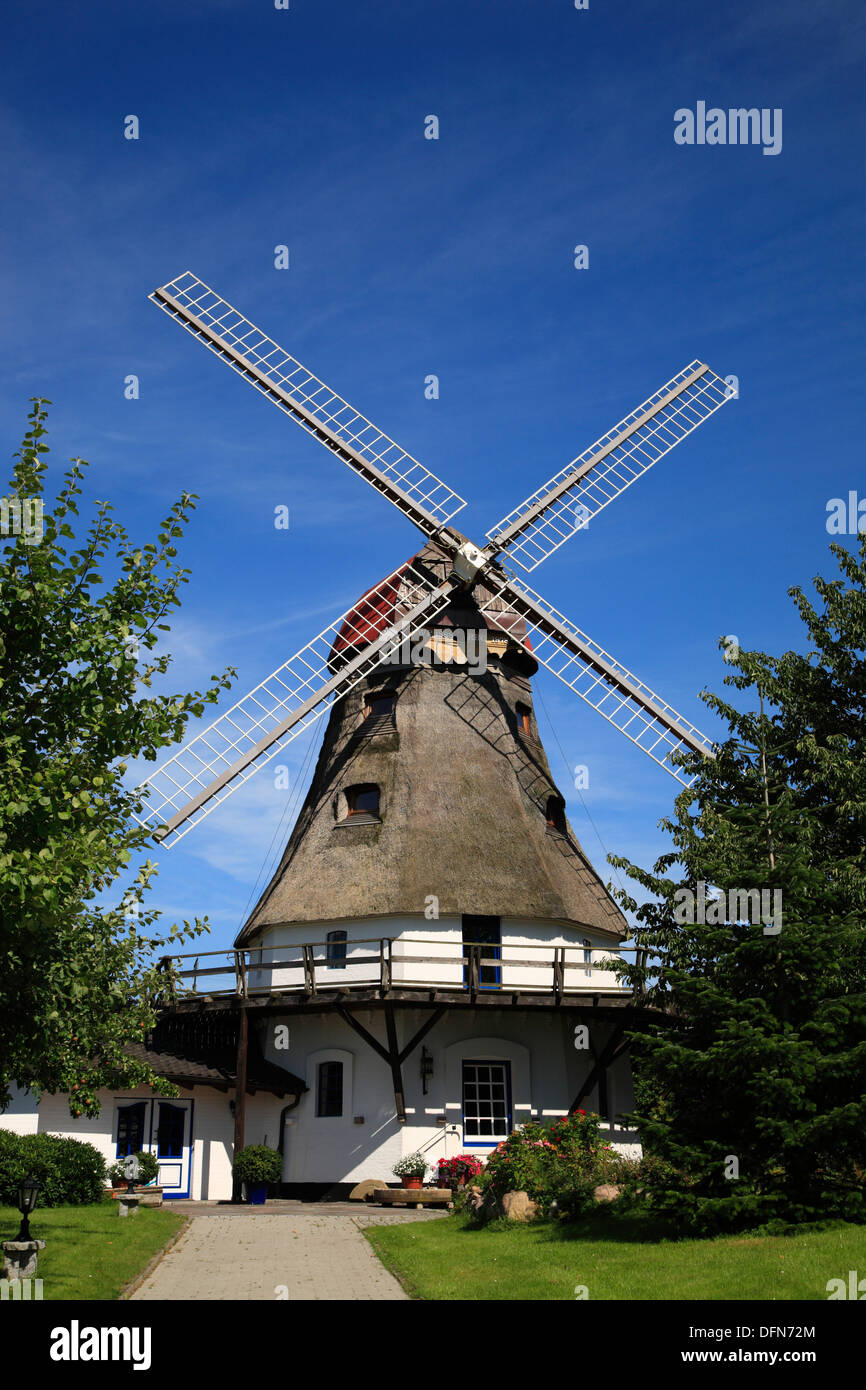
<box><xmin>546</xmin><ymin>795</ymin><xmax>566</xmax><ymax>833</ymax></box>
<box><xmin>516</xmin><ymin>702</ymin><xmax>532</xmax><ymax>735</ymax></box>
<box><xmin>346</xmin><ymin>784</ymin><xmax>380</xmax><ymax>816</ymax></box>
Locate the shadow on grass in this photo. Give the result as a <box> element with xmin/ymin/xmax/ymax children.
<box><xmin>452</xmin><ymin>1205</ymin><xmax>861</xmax><ymax>1247</ymax></box>
<box><xmin>448</xmin><ymin>1206</ymin><xmax>679</xmax><ymax>1245</ymax></box>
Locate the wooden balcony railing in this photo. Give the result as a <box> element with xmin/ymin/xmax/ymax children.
<box><xmin>156</xmin><ymin>937</ymin><xmax>648</xmax><ymax>1004</ymax></box>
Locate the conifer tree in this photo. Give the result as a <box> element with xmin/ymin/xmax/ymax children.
<box><xmin>610</xmin><ymin>538</ymin><xmax>866</xmax><ymax>1231</ymax></box>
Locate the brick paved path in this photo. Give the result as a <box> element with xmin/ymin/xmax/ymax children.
<box><xmin>130</xmin><ymin>1209</ymin><xmax>444</xmax><ymax>1301</ymax></box>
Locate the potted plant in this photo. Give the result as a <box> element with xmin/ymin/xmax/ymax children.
<box><xmin>107</xmin><ymin>1149</ymin><xmax>160</xmax><ymax>1194</ymax></box>
<box><xmin>393</xmin><ymin>1153</ymin><xmax>429</xmax><ymax>1189</ymax></box>
<box><xmin>233</xmin><ymin>1144</ymin><xmax>283</xmax><ymax>1205</ymax></box>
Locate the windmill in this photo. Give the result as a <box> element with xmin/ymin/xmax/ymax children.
<box><xmin>136</xmin><ymin>271</ymin><xmax>732</xmax><ymax>848</ymax></box>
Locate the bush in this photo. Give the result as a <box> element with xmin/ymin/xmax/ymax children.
<box><xmin>0</xmin><ymin>1131</ymin><xmax>106</xmax><ymax>1207</ymax></box>
<box><xmin>473</xmin><ymin>1114</ymin><xmax>622</xmax><ymax>1221</ymax></box>
<box><xmin>106</xmin><ymin>1149</ymin><xmax>160</xmax><ymax>1187</ymax></box>
<box><xmin>232</xmin><ymin>1145</ymin><xmax>282</xmax><ymax>1186</ymax></box>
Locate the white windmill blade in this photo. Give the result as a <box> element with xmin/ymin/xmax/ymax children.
<box><xmin>479</xmin><ymin>571</ymin><xmax>714</xmax><ymax>785</ymax></box>
<box><xmin>486</xmin><ymin>360</ymin><xmax>732</xmax><ymax>573</ymax></box>
<box><xmin>134</xmin><ymin>560</ymin><xmax>459</xmax><ymax>848</ymax></box>
<box><xmin>150</xmin><ymin>271</ymin><xmax>466</xmax><ymax>537</ymax></box>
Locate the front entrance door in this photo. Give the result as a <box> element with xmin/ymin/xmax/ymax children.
<box><xmin>153</xmin><ymin>1100</ymin><xmax>194</xmax><ymax>1198</ymax></box>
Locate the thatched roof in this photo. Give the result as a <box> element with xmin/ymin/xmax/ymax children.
<box><xmin>237</xmin><ymin>541</ymin><xmax>627</xmax><ymax>945</ymax></box>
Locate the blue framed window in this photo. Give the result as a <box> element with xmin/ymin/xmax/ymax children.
<box><xmin>156</xmin><ymin>1103</ymin><xmax>185</xmax><ymax>1159</ymax></box>
<box><xmin>462</xmin><ymin>914</ymin><xmax>501</xmax><ymax>989</ymax></box>
<box><xmin>583</xmin><ymin>938</ymin><xmax>592</xmax><ymax>978</ymax></box>
<box><xmin>116</xmin><ymin>1102</ymin><xmax>147</xmax><ymax>1158</ymax></box>
<box><xmin>462</xmin><ymin>1061</ymin><xmax>512</xmax><ymax>1145</ymax></box>
<box><xmin>326</xmin><ymin>930</ymin><xmax>347</xmax><ymax>969</ymax></box>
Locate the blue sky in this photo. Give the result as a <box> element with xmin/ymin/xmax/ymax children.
<box><xmin>1</xmin><ymin>0</ymin><xmax>864</xmax><ymax>952</ymax></box>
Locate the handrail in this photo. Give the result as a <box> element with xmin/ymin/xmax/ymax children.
<box><xmin>157</xmin><ymin>935</ymin><xmax>639</xmax><ymax>1002</ymax></box>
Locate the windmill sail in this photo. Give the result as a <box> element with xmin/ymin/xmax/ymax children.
<box><xmin>480</xmin><ymin>571</ymin><xmax>714</xmax><ymax>785</ymax></box>
<box><xmin>150</xmin><ymin>272</ymin><xmax>466</xmax><ymax>536</ymax></box>
<box><xmin>133</xmin><ymin>560</ymin><xmax>458</xmax><ymax>847</ymax></box>
<box><xmin>486</xmin><ymin>361</ymin><xmax>731</xmax><ymax>573</ymax></box>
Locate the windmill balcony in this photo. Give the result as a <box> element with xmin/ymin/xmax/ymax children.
<box><xmin>156</xmin><ymin>938</ymin><xmax>647</xmax><ymax>1005</ymax></box>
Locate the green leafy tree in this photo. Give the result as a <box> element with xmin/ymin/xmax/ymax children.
<box><xmin>611</xmin><ymin>537</ymin><xmax>866</xmax><ymax>1232</ymax></box>
<box><xmin>1</xmin><ymin>399</ymin><xmax>233</xmax><ymax>1116</ymax></box>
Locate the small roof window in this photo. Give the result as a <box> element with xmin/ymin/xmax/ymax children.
<box><xmin>346</xmin><ymin>784</ymin><xmax>380</xmax><ymax>817</ymax></box>
<box><xmin>365</xmin><ymin>692</ymin><xmax>396</xmax><ymax>719</ymax></box>
<box><xmin>545</xmin><ymin>795</ymin><xmax>566</xmax><ymax>833</ymax></box>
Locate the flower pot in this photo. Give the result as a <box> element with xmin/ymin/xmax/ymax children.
<box><xmin>248</xmin><ymin>1182</ymin><xmax>269</xmax><ymax>1205</ymax></box>
<box><xmin>401</xmin><ymin>1176</ymin><xmax>423</xmax><ymax>1190</ymax></box>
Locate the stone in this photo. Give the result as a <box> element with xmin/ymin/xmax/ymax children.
<box><xmin>501</xmin><ymin>1190</ymin><xmax>539</xmax><ymax>1222</ymax></box>
<box><xmin>118</xmin><ymin>1195</ymin><xmax>141</xmax><ymax>1217</ymax></box>
<box><xmin>349</xmin><ymin>1179</ymin><xmax>385</xmax><ymax>1202</ymax></box>
<box><xmin>592</xmin><ymin>1184</ymin><xmax>622</xmax><ymax>1203</ymax></box>
<box><xmin>2</xmin><ymin>1240</ymin><xmax>46</xmax><ymax>1280</ymax></box>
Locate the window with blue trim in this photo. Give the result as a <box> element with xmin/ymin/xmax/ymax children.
<box><xmin>156</xmin><ymin>1103</ymin><xmax>185</xmax><ymax>1158</ymax></box>
<box><xmin>462</xmin><ymin>914</ymin><xmax>501</xmax><ymax>989</ymax></box>
<box><xmin>116</xmin><ymin>1102</ymin><xmax>147</xmax><ymax>1158</ymax></box>
<box><xmin>462</xmin><ymin>1060</ymin><xmax>511</xmax><ymax>1144</ymax></box>
<box><xmin>326</xmin><ymin>930</ymin><xmax>347</xmax><ymax>968</ymax></box>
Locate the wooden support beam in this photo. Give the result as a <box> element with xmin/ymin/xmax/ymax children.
<box><xmin>231</xmin><ymin>1004</ymin><xmax>249</xmax><ymax>1202</ymax></box>
<box><xmin>398</xmin><ymin>1007</ymin><xmax>445</xmax><ymax>1065</ymax></box>
<box><xmin>302</xmin><ymin>945</ymin><xmax>316</xmax><ymax>996</ymax></box>
<box><xmin>234</xmin><ymin>950</ymin><xmax>247</xmax><ymax>998</ymax></box>
<box><xmin>553</xmin><ymin>947</ymin><xmax>564</xmax><ymax>1004</ymax></box>
<box><xmin>383</xmin><ymin>1003</ymin><xmax>407</xmax><ymax>1124</ymax></box>
<box><xmin>468</xmin><ymin>944</ymin><xmax>479</xmax><ymax>999</ymax></box>
<box><xmin>568</xmin><ymin>1021</ymin><xmax>626</xmax><ymax>1115</ymax></box>
<box><xmin>379</xmin><ymin>938</ymin><xmax>391</xmax><ymax>995</ymax></box>
<box><xmin>334</xmin><ymin>1005</ymin><xmax>391</xmax><ymax>1064</ymax></box>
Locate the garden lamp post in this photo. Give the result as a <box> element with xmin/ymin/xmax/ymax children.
<box><xmin>16</xmin><ymin>1173</ymin><xmax>40</xmax><ymax>1241</ymax></box>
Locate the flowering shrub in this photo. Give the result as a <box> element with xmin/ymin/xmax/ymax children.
<box><xmin>471</xmin><ymin>1113</ymin><xmax>625</xmax><ymax>1220</ymax></box>
<box><xmin>437</xmin><ymin>1154</ymin><xmax>485</xmax><ymax>1186</ymax></box>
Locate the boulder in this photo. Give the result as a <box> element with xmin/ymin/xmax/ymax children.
<box><xmin>592</xmin><ymin>1184</ymin><xmax>622</xmax><ymax>1203</ymax></box>
<box><xmin>501</xmin><ymin>1190</ymin><xmax>539</xmax><ymax>1222</ymax></box>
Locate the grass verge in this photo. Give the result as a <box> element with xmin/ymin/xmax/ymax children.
<box><xmin>0</xmin><ymin>1201</ymin><xmax>186</xmax><ymax>1300</ymax></box>
<box><xmin>365</xmin><ymin>1211</ymin><xmax>866</xmax><ymax>1301</ymax></box>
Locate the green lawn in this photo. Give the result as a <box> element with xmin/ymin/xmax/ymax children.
<box><xmin>365</xmin><ymin>1212</ymin><xmax>866</xmax><ymax>1301</ymax></box>
<box><xmin>0</xmin><ymin>1202</ymin><xmax>186</xmax><ymax>1300</ymax></box>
